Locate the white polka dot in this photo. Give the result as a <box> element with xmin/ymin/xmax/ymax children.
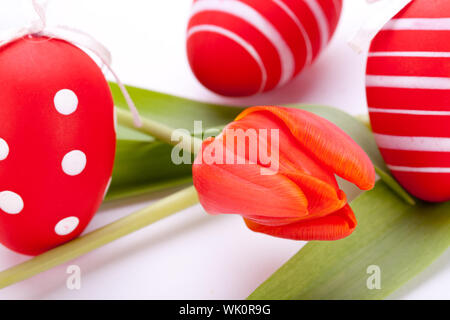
<box><xmin>62</xmin><ymin>150</ymin><xmax>86</xmax><ymax>176</ymax></box>
<box><xmin>54</xmin><ymin>89</ymin><xmax>78</xmax><ymax>115</ymax></box>
<box><xmin>55</xmin><ymin>216</ymin><xmax>79</xmax><ymax>236</ymax></box>
<box><xmin>103</xmin><ymin>177</ymin><xmax>112</xmax><ymax>200</ymax></box>
<box><xmin>0</xmin><ymin>138</ymin><xmax>9</xmax><ymax>161</ymax></box>
<box><xmin>0</xmin><ymin>191</ymin><xmax>24</xmax><ymax>214</ymax></box>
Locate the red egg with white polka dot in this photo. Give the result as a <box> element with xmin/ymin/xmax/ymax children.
<box><xmin>186</xmin><ymin>0</ymin><xmax>342</xmax><ymax>96</ymax></box>
<box><xmin>0</xmin><ymin>36</ymin><xmax>116</xmax><ymax>255</ymax></box>
<box><xmin>366</xmin><ymin>0</ymin><xmax>450</xmax><ymax>202</ymax></box>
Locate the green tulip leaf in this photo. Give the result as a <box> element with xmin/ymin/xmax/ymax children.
<box><xmin>248</xmin><ymin>181</ymin><xmax>450</xmax><ymax>300</ymax></box>
<box><xmin>111</xmin><ymin>83</ymin><xmax>244</xmax><ymax>130</ymax></box>
<box><xmin>106</xmin><ymin>83</ymin><xmax>244</xmax><ymax>201</ymax></box>
<box><xmin>106</xmin><ymin>139</ymin><xmax>193</xmax><ymax>201</ymax></box>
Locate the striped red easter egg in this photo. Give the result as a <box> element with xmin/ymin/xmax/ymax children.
<box><xmin>187</xmin><ymin>0</ymin><xmax>342</xmax><ymax>96</ymax></box>
<box><xmin>366</xmin><ymin>0</ymin><xmax>450</xmax><ymax>202</ymax></box>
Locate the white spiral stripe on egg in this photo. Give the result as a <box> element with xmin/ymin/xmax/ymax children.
<box><xmin>374</xmin><ymin>134</ymin><xmax>450</xmax><ymax>152</ymax></box>
<box><xmin>388</xmin><ymin>165</ymin><xmax>450</xmax><ymax>173</ymax></box>
<box><xmin>303</xmin><ymin>0</ymin><xmax>330</xmax><ymax>51</ymax></box>
<box><xmin>191</xmin><ymin>0</ymin><xmax>295</xmax><ymax>87</ymax></box>
<box><xmin>383</xmin><ymin>18</ymin><xmax>450</xmax><ymax>31</ymax></box>
<box><xmin>188</xmin><ymin>25</ymin><xmax>268</xmax><ymax>93</ymax></box>
<box><xmin>369</xmin><ymin>108</ymin><xmax>450</xmax><ymax>116</ymax></box>
<box><xmin>366</xmin><ymin>75</ymin><xmax>450</xmax><ymax>90</ymax></box>
<box><xmin>273</xmin><ymin>0</ymin><xmax>313</xmax><ymax>65</ymax></box>
<box><xmin>369</xmin><ymin>51</ymin><xmax>450</xmax><ymax>58</ymax></box>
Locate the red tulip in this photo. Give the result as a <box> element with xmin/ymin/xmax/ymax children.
<box><xmin>192</xmin><ymin>106</ymin><xmax>375</xmax><ymax>241</ymax></box>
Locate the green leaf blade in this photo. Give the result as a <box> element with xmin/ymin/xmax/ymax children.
<box><xmin>106</xmin><ymin>83</ymin><xmax>243</xmax><ymax>201</ymax></box>
<box><xmin>110</xmin><ymin>82</ymin><xmax>244</xmax><ymax>131</ymax></box>
<box><xmin>106</xmin><ymin>140</ymin><xmax>193</xmax><ymax>201</ymax></box>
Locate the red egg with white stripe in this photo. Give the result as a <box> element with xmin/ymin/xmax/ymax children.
<box><xmin>366</xmin><ymin>0</ymin><xmax>450</xmax><ymax>202</ymax></box>
<box><xmin>0</xmin><ymin>36</ymin><xmax>116</xmax><ymax>255</ymax></box>
<box><xmin>187</xmin><ymin>0</ymin><xmax>342</xmax><ymax>96</ymax></box>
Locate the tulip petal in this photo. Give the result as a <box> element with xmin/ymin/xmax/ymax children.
<box><xmin>193</xmin><ymin>144</ymin><xmax>310</xmax><ymax>222</ymax></box>
<box><xmin>227</xmin><ymin>111</ymin><xmax>339</xmax><ymax>188</ymax></box>
<box><xmin>236</xmin><ymin>107</ymin><xmax>376</xmax><ymax>190</ymax></box>
<box><xmin>244</xmin><ymin>204</ymin><xmax>357</xmax><ymax>241</ymax></box>
<box><xmin>285</xmin><ymin>172</ymin><xmax>347</xmax><ymax>218</ymax></box>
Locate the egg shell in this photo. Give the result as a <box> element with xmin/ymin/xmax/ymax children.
<box><xmin>366</xmin><ymin>0</ymin><xmax>450</xmax><ymax>202</ymax></box>
<box><xmin>0</xmin><ymin>36</ymin><xmax>116</xmax><ymax>255</ymax></box>
<box><xmin>187</xmin><ymin>0</ymin><xmax>342</xmax><ymax>96</ymax></box>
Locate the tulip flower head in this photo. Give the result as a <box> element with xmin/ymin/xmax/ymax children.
<box><xmin>192</xmin><ymin>106</ymin><xmax>376</xmax><ymax>241</ymax></box>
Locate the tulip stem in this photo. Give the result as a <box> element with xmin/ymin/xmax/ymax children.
<box><xmin>116</xmin><ymin>107</ymin><xmax>202</xmax><ymax>154</ymax></box>
<box><xmin>0</xmin><ymin>185</ymin><xmax>199</xmax><ymax>289</ymax></box>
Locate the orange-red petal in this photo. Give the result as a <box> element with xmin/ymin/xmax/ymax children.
<box><xmin>244</xmin><ymin>204</ymin><xmax>357</xmax><ymax>241</ymax></box>
<box><xmin>284</xmin><ymin>172</ymin><xmax>347</xmax><ymax>218</ymax></box>
<box><xmin>193</xmin><ymin>150</ymin><xmax>309</xmax><ymax>224</ymax></box>
<box><xmin>227</xmin><ymin>111</ymin><xmax>339</xmax><ymax>188</ymax></box>
<box><xmin>236</xmin><ymin>106</ymin><xmax>376</xmax><ymax>190</ymax></box>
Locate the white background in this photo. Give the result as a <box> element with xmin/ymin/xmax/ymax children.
<box><xmin>0</xmin><ymin>0</ymin><xmax>450</xmax><ymax>299</ymax></box>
